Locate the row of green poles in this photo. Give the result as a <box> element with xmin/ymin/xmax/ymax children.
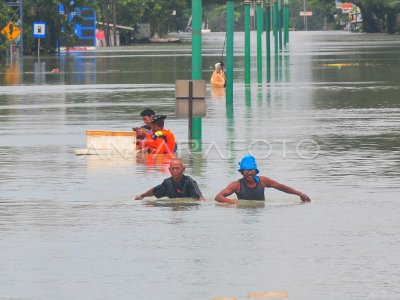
<box><xmin>227</xmin><ymin>0</ymin><xmax>290</xmax><ymax>100</ymax></box>
<box><xmin>191</xmin><ymin>0</ymin><xmax>202</xmax><ymax>150</ymax></box>
<box><xmin>284</xmin><ymin>0</ymin><xmax>289</xmax><ymax>45</ymax></box>
<box><xmin>278</xmin><ymin>0</ymin><xmax>283</xmax><ymax>51</ymax></box>
<box><xmin>244</xmin><ymin>0</ymin><xmax>251</xmax><ymax>84</ymax></box>
<box><xmin>191</xmin><ymin>0</ymin><xmax>290</xmax><ymax>148</ymax></box>
<box><xmin>256</xmin><ymin>0</ymin><xmax>263</xmax><ymax>84</ymax></box>
<box><xmin>273</xmin><ymin>0</ymin><xmax>279</xmax><ymax>55</ymax></box>
<box><xmin>265</xmin><ymin>1</ymin><xmax>271</xmax><ymax>81</ymax></box>
<box><xmin>226</xmin><ymin>1</ymin><xmax>234</xmax><ymax>105</ymax></box>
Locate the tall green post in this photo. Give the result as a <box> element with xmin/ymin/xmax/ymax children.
<box><xmin>192</xmin><ymin>0</ymin><xmax>202</xmax><ymax>150</ymax></box>
<box><xmin>256</xmin><ymin>0</ymin><xmax>263</xmax><ymax>84</ymax></box>
<box><xmin>244</xmin><ymin>0</ymin><xmax>251</xmax><ymax>84</ymax></box>
<box><xmin>265</xmin><ymin>1</ymin><xmax>271</xmax><ymax>81</ymax></box>
<box><xmin>284</xmin><ymin>0</ymin><xmax>289</xmax><ymax>45</ymax></box>
<box><xmin>278</xmin><ymin>0</ymin><xmax>283</xmax><ymax>51</ymax></box>
<box><xmin>226</xmin><ymin>1</ymin><xmax>234</xmax><ymax>105</ymax></box>
<box><xmin>273</xmin><ymin>0</ymin><xmax>279</xmax><ymax>55</ymax></box>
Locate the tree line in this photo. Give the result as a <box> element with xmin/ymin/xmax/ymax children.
<box><xmin>1</xmin><ymin>0</ymin><xmax>399</xmax><ymax>55</ymax></box>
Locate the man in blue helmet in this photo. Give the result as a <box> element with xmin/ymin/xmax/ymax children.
<box><xmin>215</xmin><ymin>155</ymin><xmax>311</xmax><ymax>204</ymax></box>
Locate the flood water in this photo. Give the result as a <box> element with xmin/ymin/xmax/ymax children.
<box><xmin>1</xmin><ymin>31</ymin><xmax>400</xmax><ymax>299</ymax></box>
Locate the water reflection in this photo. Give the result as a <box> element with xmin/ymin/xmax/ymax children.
<box><xmin>144</xmin><ymin>198</ymin><xmax>201</xmax><ymax>211</ymax></box>
<box><xmin>216</xmin><ymin>200</ymin><xmax>266</xmax><ymax>209</ymax></box>
<box><xmin>59</xmin><ymin>52</ymin><xmax>97</xmax><ymax>84</ymax></box>
<box><xmin>33</xmin><ymin>61</ymin><xmax>46</xmax><ymax>84</ymax></box>
<box><xmin>3</xmin><ymin>61</ymin><xmax>21</xmax><ymax>85</ymax></box>
<box><xmin>136</xmin><ymin>154</ymin><xmax>172</xmax><ymax>174</ymax></box>
<box><xmin>210</xmin><ymin>86</ymin><xmax>225</xmax><ymax>99</ymax></box>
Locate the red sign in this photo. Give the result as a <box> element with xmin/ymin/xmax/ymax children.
<box><xmin>96</xmin><ymin>30</ymin><xmax>105</xmax><ymax>40</ymax></box>
<box><xmin>341</xmin><ymin>3</ymin><xmax>354</xmax><ymax>13</ymax></box>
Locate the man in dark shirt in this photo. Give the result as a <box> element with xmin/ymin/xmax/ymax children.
<box><xmin>135</xmin><ymin>158</ymin><xmax>204</xmax><ymax>201</ymax></box>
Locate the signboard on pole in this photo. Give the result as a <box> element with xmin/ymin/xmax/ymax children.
<box><xmin>33</xmin><ymin>22</ymin><xmax>46</xmax><ymax>38</ymax></box>
<box><xmin>1</xmin><ymin>21</ymin><xmax>22</xmax><ymax>41</ymax></box>
<box><xmin>300</xmin><ymin>11</ymin><xmax>313</xmax><ymax>16</ymax></box>
<box><xmin>175</xmin><ymin>80</ymin><xmax>206</xmax><ymax>117</ymax></box>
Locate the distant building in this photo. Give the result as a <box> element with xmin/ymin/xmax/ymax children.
<box><xmin>58</xmin><ymin>2</ymin><xmax>96</xmax><ymax>51</ymax></box>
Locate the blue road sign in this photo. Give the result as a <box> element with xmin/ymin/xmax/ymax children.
<box><xmin>33</xmin><ymin>22</ymin><xmax>46</xmax><ymax>38</ymax></box>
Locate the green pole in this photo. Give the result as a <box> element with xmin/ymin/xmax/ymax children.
<box><xmin>284</xmin><ymin>0</ymin><xmax>289</xmax><ymax>45</ymax></box>
<box><xmin>278</xmin><ymin>0</ymin><xmax>283</xmax><ymax>52</ymax></box>
<box><xmin>256</xmin><ymin>0</ymin><xmax>263</xmax><ymax>84</ymax></box>
<box><xmin>265</xmin><ymin>1</ymin><xmax>271</xmax><ymax>81</ymax></box>
<box><xmin>273</xmin><ymin>0</ymin><xmax>278</xmax><ymax>55</ymax></box>
<box><xmin>191</xmin><ymin>0</ymin><xmax>202</xmax><ymax>150</ymax></box>
<box><xmin>245</xmin><ymin>85</ymin><xmax>251</xmax><ymax>107</ymax></box>
<box><xmin>226</xmin><ymin>1</ymin><xmax>234</xmax><ymax>105</ymax></box>
<box><xmin>244</xmin><ymin>0</ymin><xmax>251</xmax><ymax>84</ymax></box>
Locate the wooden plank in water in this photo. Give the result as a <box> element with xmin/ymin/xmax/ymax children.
<box><xmin>86</xmin><ymin>130</ymin><xmax>136</xmax><ymax>152</ymax></box>
<box><xmin>86</xmin><ymin>130</ymin><xmax>136</xmax><ymax>137</ymax></box>
<box><xmin>247</xmin><ymin>291</ymin><xmax>288</xmax><ymax>298</ymax></box>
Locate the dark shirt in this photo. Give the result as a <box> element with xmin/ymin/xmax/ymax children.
<box><xmin>236</xmin><ymin>178</ymin><xmax>265</xmax><ymax>200</ymax></box>
<box><xmin>153</xmin><ymin>175</ymin><xmax>203</xmax><ymax>199</ymax></box>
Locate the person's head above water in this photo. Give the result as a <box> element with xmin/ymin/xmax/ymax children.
<box><xmin>150</xmin><ymin>115</ymin><xmax>167</xmax><ymax>129</ymax></box>
<box><xmin>169</xmin><ymin>158</ymin><xmax>185</xmax><ymax>180</ymax></box>
<box><xmin>140</xmin><ymin>108</ymin><xmax>155</xmax><ymax>125</ymax></box>
<box><xmin>238</xmin><ymin>155</ymin><xmax>260</xmax><ymax>174</ymax></box>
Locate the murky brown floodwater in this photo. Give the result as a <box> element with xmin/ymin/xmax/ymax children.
<box><xmin>1</xmin><ymin>31</ymin><xmax>400</xmax><ymax>299</ymax></box>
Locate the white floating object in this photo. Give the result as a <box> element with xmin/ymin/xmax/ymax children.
<box><xmin>75</xmin><ymin>130</ymin><xmax>136</xmax><ymax>156</ymax></box>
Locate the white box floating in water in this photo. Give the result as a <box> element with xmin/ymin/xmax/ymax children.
<box><xmin>74</xmin><ymin>130</ymin><xmax>137</xmax><ymax>156</ymax></box>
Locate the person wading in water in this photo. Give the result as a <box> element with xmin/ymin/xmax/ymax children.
<box><xmin>215</xmin><ymin>155</ymin><xmax>311</xmax><ymax>204</ymax></box>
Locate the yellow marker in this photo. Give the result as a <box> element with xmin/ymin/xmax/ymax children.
<box><xmin>320</xmin><ymin>63</ymin><xmax>359</xmax><ymax>67</ymax></box>
<box><xmin>1</xmin><ymin>21</ymin><xmax>22</xmax><ymax>41</ymax></box>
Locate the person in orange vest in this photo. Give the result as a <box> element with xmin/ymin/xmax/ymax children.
<box><xmin>139</xmin><ymin>115</ymin><xmax>176</xmax><ymax>155</ymax></box>
<box><xmin>210</xmin><ymin>62</ymin><xmax>226</xmax><ymax>88</ymax></box>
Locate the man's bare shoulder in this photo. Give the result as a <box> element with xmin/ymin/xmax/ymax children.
<box><xmin>226</xmin><ymin>179</ymin><xmax>241</xmax><ymax>191</ymax></box>
<box><xmin>259</xmin><ymin>176</ymin><xmax>274</xmax><ymax>187</ymax></box>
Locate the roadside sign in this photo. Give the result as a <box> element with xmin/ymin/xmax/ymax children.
<box><xmin>33</xmin><ymin>22</ymin><xmax>46</xmax><ymax>38</ymax></box>
<box><xmin>300</xmin><ymin>11</ymin><xmax>313</xmax><ymax>16</ymax></box>
<box><xmin>175</xmin><ymin>80</ymin><xmax>206</xmax><ymax>117</ymax></box>
<box><xmin>175</xmin><ymin>80</ymin><xmax>206</xmax><ymax>142</ymax></box>
<box><xmin>1</xmin><ymin>21</ymin><xmax>22</xmax><ymax>41</ymax></box>
<box><xmin>175</xmin><ymin>80</ymin><xmax>206</xmax><ymax>99</ymax></box>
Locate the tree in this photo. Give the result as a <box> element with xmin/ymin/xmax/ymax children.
<box><xmin>143</xmin><ymin>0</ymin><xmax>189</xmax><ymax>37</ymax></box>
<box><xmin>314</xmin><ymin>0</ymin><xmax>400</xmax><ymax>33</ymax></box>
<box><xmin>353</xmin><ymin>0</ymin><xmax>400</xmax><ymax>33</ymax></box>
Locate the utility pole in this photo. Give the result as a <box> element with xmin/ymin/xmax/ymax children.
<box><xmin>4</xmin><ymin>0</ymin><xmax>23</xmax><ymax>56</ymax></box>
<box><xmin>113</xmin><ymin>0</ymin><xmax>117</xmax><ymax>46</ymax></box>
<box><xmin>303</xmin><ymin>0</ymin><xmax>308</xmax><ymax>31</ymax></box>
<box><xmin>19</xmin><ymin>0</ymin><xmax>23</xmax><ymax>56</ymax></box>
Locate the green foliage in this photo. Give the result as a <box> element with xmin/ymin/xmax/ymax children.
<box><xmin>311</xmin><ymin>0</ymin><xmax>400</xmax><ymax>33</ymax></box>
<box><xmin>0</xmin><ymin>1</ymin><xmax>14</xmax><ymax>55</ymax></box>
<box><xmin>2</xmin><ymin>0</ymin><xmax>399</xmax><ymax>55</ymax></box>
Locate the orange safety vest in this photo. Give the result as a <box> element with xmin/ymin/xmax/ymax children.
<box><xmin>144</xmin><ymin>129</ymin><xmax>176</xmax><ymax>155</ymax></box>
<box><xmin>210</xmin><ymin>70</ymin><xmax>226</xmax><ymax>88</ymax></box>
